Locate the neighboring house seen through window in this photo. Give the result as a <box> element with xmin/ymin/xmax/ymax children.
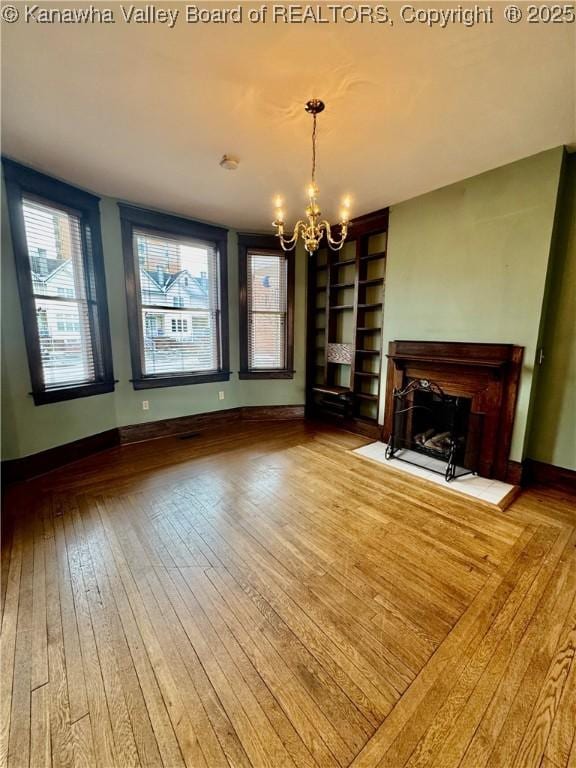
<box><xmin>120</xmin><ymin>204</ymin><xmax>229</xmax><ymax>389</ymax></box>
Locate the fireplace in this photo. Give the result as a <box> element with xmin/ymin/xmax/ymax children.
<box><xmin>383</xmin><ymin>341</ymin><xmax>524</xmax><ymax>482</ymax></box>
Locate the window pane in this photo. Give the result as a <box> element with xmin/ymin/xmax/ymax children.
<box><xmin>249</xmin><ymin>314</ymin><xmax>286</xmax><ymax>369</ymax></box>
<box><xmin>135</xmin><ymin>230</ymin><xmax>221</xmax><ymax>376</ymax></box>
<box><xmin>22</xmin><ymin>197</ymin><xmax>96</xmax><ymax>388</ymax></box>
<box><xmin>247</xmin><ymin>252</ymin><xmax>287</xmax><ymax>370</ymax></box>
<box><xmin>249</xmin><ymin>254</ymin><xmax>286</xmax><ymax>312</ymax></box>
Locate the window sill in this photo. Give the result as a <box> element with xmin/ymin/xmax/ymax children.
<box><xmin>239</xmin><ymin>370</ymin><xmax>295</xmax><ymax>380</ymax></box>
<box><xmin>32</xmin><ymin>380</ymin><xmax>116</xmax><ymax>406</ymax></box>
<box><xmin>131</xmin><ymin>371</ymin><xmax>231</xmax><ymax>389</ymax></box>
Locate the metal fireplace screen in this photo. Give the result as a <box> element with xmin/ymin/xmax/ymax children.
<box><xmin>385</xmin><ymin>378</ymin><xmax>482</xmax><ymax>481</ymax></box>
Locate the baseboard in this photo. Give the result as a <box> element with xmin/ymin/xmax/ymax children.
<box><xmin>505</xmin><ymin>460</ymin><xmax>526</xmax><ymax>486</ymax></box>
<box><xmin>118</xmin><ymin>405</ymin><xmax>304</xmax><ymax>444</ymax></box>
<box><xmin>1</xmin><ymin>428</ymin><xmax>119</xmax><ymax>485</ymax></box>
<box><xmin>2</xmin><ymin>405</ymin><xmax>305</xmax><ymax>483</ymax></box>
<box><xmin>118</xmin><ymin>407</ymin><xmax>241</xmax><ymax>444</ymax></box>
<box><xmin>240</xmin><ymin>405</ymin><xmax>305</xmax><ymax>421</ymax></box>
<box><xmin>525</xmin><ymin>459</ymin><xmax>576</xmax><ymax>493</ymax></box>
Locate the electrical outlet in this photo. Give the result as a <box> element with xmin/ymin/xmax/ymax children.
<box><xmin>218</xmin><ymin>391</ymin><xmax>225</xmax><ymax>401</ymax></box>
<box><xmin>142</xmin><ymin>400</ymin><xmax>149</xmax><ymax>410</ymax></box>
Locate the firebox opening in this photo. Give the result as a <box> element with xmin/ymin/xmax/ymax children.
<box><xmin>385</xmin><ymin>378</ymin><xmax>482</xmax><ymax>482</ymax></box>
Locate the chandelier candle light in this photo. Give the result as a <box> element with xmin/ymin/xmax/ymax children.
<box><xmin>272</xmin><ymin>99</ymin><xmax>351</xmax><ymax>255</ymax></box>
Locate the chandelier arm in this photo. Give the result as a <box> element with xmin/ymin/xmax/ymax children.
<box><xmin>324</xmin><ymin>221</ymin><xmax>349</xmax><ymax>251</ymax></box>
<box><xmin>275</xmin><ymin>220</ymin><xmax>306</xmax><ymax>251</ymax></box>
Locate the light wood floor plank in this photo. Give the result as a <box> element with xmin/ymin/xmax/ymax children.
<box><xmin>7</xmin><ymin>511</ymin><xmax>34</xmax><ymax>768</ymax></box>
<box><xmin>62</xmin><ymin>503</ymin><xmax>116</xmax><ymax>768</ymax></box>
<box><xmin>30</xmin><ymin>685</ymin><xmax>50</xmax><ymax>768</ymax></box>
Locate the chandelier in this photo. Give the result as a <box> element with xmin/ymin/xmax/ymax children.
<box><xmin>272</xmin><ymin>99</ymin><xmax>351</xmax><ymax>255</ymax></box>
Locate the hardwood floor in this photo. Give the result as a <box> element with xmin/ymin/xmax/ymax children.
<box><xmin>1</xmin><ymin>420</ymin><xmax>575</xmax><ymax>768</ymax></box>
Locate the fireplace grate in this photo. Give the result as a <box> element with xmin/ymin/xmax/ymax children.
<box><xmin>385</xmin><ymin>378</ymin><xmax>480</xmax><ymax>482</ymax></box>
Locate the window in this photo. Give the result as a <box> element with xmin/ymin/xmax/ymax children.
<box><xmin>119</xmin><ymin>204</ymin><xmax>229</xmax><ymax>388</ymax></box>
<box><xmin>171</xmin><ymin>318</ymin><xmax>188</xmax><ymax>334</ymax></box>
<box><xmin>238</xmin><ymin>235</ymin><xmax>294</xmax><ymax>379</ymax></box>
<box><xmin>3</xmin><ymin>160</ymin><xmax>115</xmax><ymax>405</ymax></box>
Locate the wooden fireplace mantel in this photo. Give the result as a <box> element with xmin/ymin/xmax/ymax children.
<box><xmin>386</xmin><ymin>354</ymin><xmax>509</xmax><ymax>369</ymax></box>
<box><xmin>383</xmin><ymin>340</ymin><xmax>524</xmax><ymax>482</ymax></box>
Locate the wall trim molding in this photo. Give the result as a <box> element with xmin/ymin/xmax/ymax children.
<box><xmin>525</xmin><ymin>459</ymin><xmax>576</xmax><ymax>493</ymax></box>
<box><xmin>505</xmin><ymin>460</ymin><xmax>525</xmax><ymax>486</ymax></box>
<box><xmin>118</xmin><ymin>405</ymin><xmax>305</xmax><ymax>444</ymax></box>
<box><xmin>2</xmin><ymin>405</ymin><xmax>305</xmax><ymax>484</ymax></box>
<box><xmin>1</xmin><ymin>429</ymin><xmax>119</xmax><ymax>485</ymax></box>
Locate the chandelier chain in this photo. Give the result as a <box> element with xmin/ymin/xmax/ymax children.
<box><xmin>311</xmin><ymin>113</ymin><xmax>317</xmax><ymax>183</ymax></box>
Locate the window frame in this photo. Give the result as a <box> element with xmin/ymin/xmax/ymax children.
<box><xmin>238</xmin><ymin>234</ymin><xmax>295</xmax><ymax>380</ymax></box>
<box><xmin>3</xmin><ymin>158</ymin><xmax>115</xmax><ymax>405</ymax></box>
<box><xmin>119</xmin><ymin>204</ymin><xmax>230</xmax><ymax>389</ymax></box>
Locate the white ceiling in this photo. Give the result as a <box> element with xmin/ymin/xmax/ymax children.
<box><xmin>2</xmin><ymin>2</ymin><xmax>575</xmax><ymax>230</ymax></box>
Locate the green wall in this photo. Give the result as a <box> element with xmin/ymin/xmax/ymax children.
<box><xmin>379</xmin><ymin>147</ymin><xmax>565</xmax><ymax>462</ymax></box>
<box><xmin>1</xmin><ymin>180</ymin><xmax>307</xmax><ymax>460</ymax></box>
<box><xmin>527</xmin><ymin>153</ymin><xmax>576</xmax><ymax>470</ymax></box>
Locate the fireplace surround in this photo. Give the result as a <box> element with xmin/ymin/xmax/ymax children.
<box><xmin>383</xmin><ymin>341</ymin><xmax>524</xmax><ymax>482</ymax></box>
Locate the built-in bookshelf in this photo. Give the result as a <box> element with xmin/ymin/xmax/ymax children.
<box><xmin>306</xmin><ymin>209</ymin><xmax>388</xmax><ymax>436</ymax></box>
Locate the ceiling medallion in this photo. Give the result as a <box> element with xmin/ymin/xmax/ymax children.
<box><xmin>272</xmin><ymin>99</ymin><xmax>351</xmax><ymax>255</ymax></box>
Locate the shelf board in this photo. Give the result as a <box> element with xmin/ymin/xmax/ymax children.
<box><xmin>356</xmin><ymin>349</ymin><xmax>381</xmax><ymax>355</ymax></box>
<box><xmin>361</xmin><ymin>251</ymin><xmax>386</xmax><ymax>262</ymax></box>
<box><xmin>355</xmin><ymin>371</ymin><xmax>380</xmax><ymax>378</ymax></box>
<box><xmin>359</xmin><ymin>278</ymin><xmax>384</xmax><ymax>287</ymax></box>
<box><xmin>331</xmin><ymin>281</ymin><xmax>355</xmax><ymax>289</ymax></box>
<box><xmin>358</xmin><ymin>303</ymin><xmax>383</xmax><ymax>310</ymax></box>
<box><xmin>332</xmin><ymin>258</ymin><xmax>356</xmax><ymax>267</ymax></box>
<box><xmin>357</xmin><ymin>327</ymin><xmax>382</xmax><ymax>332</ymax></box>
<box><xmin>330</xmin><ymin>305</ymin><xmax>354</xmax><ymax>311</ymax></box>
<box><xmin>355</xmin><ymin>392</ymin><xmax>378</xmax><ymax>401</ymax></box>
<box><xmin>312</xmin><ymin>384</ymin><xmax>351</xmax><ymax>396</ymax></box>
<box><xmin>316</xmin><ymin>285</ymin><xmax>327</xmax><ymax>291</ymax></box>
